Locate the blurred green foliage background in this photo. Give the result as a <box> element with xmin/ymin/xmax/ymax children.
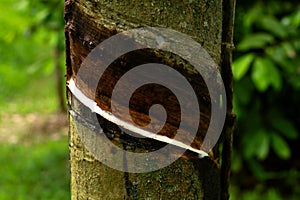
<box><xmin>0</xmin><ymin>0</ymin><xmax>69</xmax><ymax>199</ymax></box>
<box><xmin>0</xmin><ymin>0</ymin><xmax>299</xmax><ymax>199</ymax></box>
<box><xmin>231</xmin><ymin>0</ymin><xmax>300</xmax><ymax>199</ymax></box>
<box><xmin>0</xmin><ymin>0</ymin><xmax>64</xmax><ymax>104</ymax></box>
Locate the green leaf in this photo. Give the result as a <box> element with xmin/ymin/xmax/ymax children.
<box><xmin>271</xmin><ymin>133</ymin><xmax>291</xmax><ymax>160</ymax></box>
<box><xmin>242</xmin><ymin>191</ymin><xmax>260</xmax><ymax>200</ymax></box>
<box><xmin>231</xmin><ymin>150</ymin><xmax>242</xmax><ymax>172</ymax></box>
<box><xmin>244</xmin><ymin>4</ymin><xmax>263</xmax><ymax>29</ymax></box>
<box><xmin>251</xmin><ymin>58</ymin><xmax>270</xmax><ymax>91</ymax></box>
<box><xmin>243</xmin><ymin>131</ymin><xmax>258</xmax><ymax>159</ymax></box>
<box><xmin>282</xmin><ymin>42</ymin><xmax>296</xmax><ymax>59</ymax></box>
<box><xmin>265</xmin><ymin>188</ymin><xmax>282</xmax><ymax>200</ymax></box>
<box><xmin>256</xmin><ymin>129</ymin><xmax>270</xmax><ymax>160</ymax></box>
<box><xmin>293</xmin><ymin>10</ymin><xmax>300</xmax><ymax>27</ymax></box>
<box><xmin>232</xmin><ymin>53</ymin><xmax>255</xmax><ymax>80</ymax></box>
<box><xmin>237</xmin><ymin>33</ymin><xmax>274</xmax><ymax>51</ymax></box>
<box><xmin>251</xmin><ymin>57</ymin><xmax>282</xmax><ymax>91</ymax></box>
<box><xmin>287</xmin><ymin>9</ymin><xmax>300</xmax><ymax>27</ymax></box>
<box><xmin>243</xmin><ymin>128</ymin><xmax>269</xmax><ymax>159</ymax></box>
<box><xmin>268</xmin><ymin>59</ymin><xmax>282</xmax><ymax>91</ymax></box>
<box><xmin>234</xmin><ymin>77</ymin><xmax>254</xmax><ymax>105</ymax></box>
<box><xmin>259</xmin><ymin>16</ymin><xmax>288</xmax><ymax>38</ymax></box>
<box><xmin>266</xmin><ymin>46</ymin><xmax>289</xmax><ymax>71</ymax></box>
<box><xmin>272</xmin><ymin>118</ymin><xmax>298</xmax><ymax>139</ymax></box>
<box><xmin>247</xmin><ymin>158</ymin><xmax>270</xmax><ymax>180</ymax></box>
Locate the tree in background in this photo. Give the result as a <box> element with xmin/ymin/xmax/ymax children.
<box><xmin>21</xmin><ymin>0</ymin><xmax>66</xmax><ymax>112</ymax></box>
<box><xmin>0</xmin><ymin>0</ymin><xmax>66</xmax><ymax>112</ymax></box>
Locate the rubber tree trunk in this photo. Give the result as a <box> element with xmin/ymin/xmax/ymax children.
<box><xmin>65</xmin><ymin>0</ymin><xmax>235</xmax><ymax>199</ymax></box>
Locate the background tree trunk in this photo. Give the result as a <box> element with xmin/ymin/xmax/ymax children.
<box><xmin>54</xmin><ymin>42</ymin><xmax>67</xmax><ymax>113</ymax></box>
<box><xmin>65</xmin><ymin>0</ymin><xmax>235</xmax><ymax>199</ymax></box>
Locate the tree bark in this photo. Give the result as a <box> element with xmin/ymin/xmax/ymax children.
<box><xmin>220</xmin><ymin>0</ymin><xmax>236</xmax><ymax>199</ymax></box>
<box><xmin>65</xmin><ymin>0</ymin><xmax>234</xmax><ymax>199</ymax></box>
